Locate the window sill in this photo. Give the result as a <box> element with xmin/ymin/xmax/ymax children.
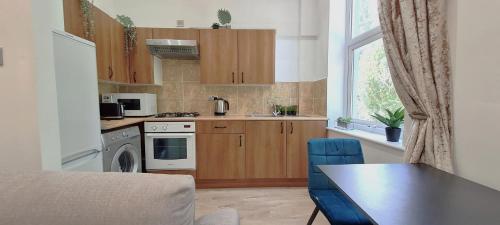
<box><xmin>327</xmin><ymin>127</ymin><xmax>404</xmax><ymax>151</ymax></box>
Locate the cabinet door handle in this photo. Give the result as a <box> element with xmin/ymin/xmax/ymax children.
<box><xmin>232</xmin><ymin>72</ymin><xmax>235</xmax><ymax>83</ymax></box>
<box><xmin>241</xmin><ymin>72</ymin><xmax>245</xmax><ymax>83</ymax></box>
<box><xmin>239</xmin><ymin>135</ymin><xmax>242</xmax><ymax>147</ymax></box>
<box><xmin>108</xmin><ymin>66</ymin><xmax>113</xmax><ymax>79</ymax></box>
<box><xmin>214</xmin><ymin>126</ymin><xmax>227</xmax><ymax>129</ymax></box>
<box><xmin>290</xmin><ymin>122</ymin><xmax>294</xmax><ymax>134</ymax></box>
<box><xmin>133</xmin><ymin>72</ymin><xmax>137</xmax><ymax>83</ymax></box>
<box><xmin>280</xmin><ymin>122</ymin><xmax>284</xmax><ymax>134</ymax></box>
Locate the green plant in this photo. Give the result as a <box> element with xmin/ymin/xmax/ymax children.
<box><xmin>371</xmin><ymin>107</ymin><xmax>405</xmax><ymax>128</ymax></box>
<box><xmin>286</xmin><ymin>105</ymin><xmax>298</xmax><ymax>116</ymax></box>
<box><xmin>217</xmin><ymin>9</ymin><xmax>232</xmax><ymax>25</ymax></box>
<box><xmin>275</xmin><ymin>105</ymin><xmax>286</xmax><ymax>115</ymax></box>
<box><xmin>116</xmin><ymin>15</ymin><xmax>137</xmax><ymax>54</ymax></box>
<box><xmin>80</xmin><ymin>0</ymin><xmax>95</xmax><ymax>39</ymax></box>
<box><xmin>336</xmin><ymin>117</ymin><xmax>352</xmax><ymax>124</ymax></box>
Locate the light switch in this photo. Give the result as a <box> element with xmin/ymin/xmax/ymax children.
<box><xmin>0</xmin><ymin>48</ymin><xmax>3</xmax><ymax>66</ymax></box>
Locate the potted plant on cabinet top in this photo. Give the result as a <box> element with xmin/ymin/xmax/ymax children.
<box><xmin>371</xmin><ymin>107</ymin><xmax>405</xmax><ymax>142</ymax></box>
<box><xmin>115</xmin><ymin>15</ymin><xmax>137</xmax><ymax>55</ymax></box>
<box><xmin>217</xmin><ymin>9</ymin><xmax>232</xmax><ymax>28</ymax></box>
<box><xmin>336</xmin><ymin>117</ymin><xmax>353</xmax><ymax>130</ymax></box>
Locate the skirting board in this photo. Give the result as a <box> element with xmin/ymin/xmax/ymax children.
<box><xmin>196</xmin><ymin>178</ymin><xmax>308</xmax><ymax>189</ymax></box>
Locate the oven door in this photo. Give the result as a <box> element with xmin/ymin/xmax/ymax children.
<box><xmin>145</xmin><ymin>133</ymin><xmax>196</xmax><ymax>170</ymax></box>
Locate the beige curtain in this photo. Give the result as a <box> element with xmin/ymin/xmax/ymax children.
<box><xmin>378</xmin><ymin>0</ymin><xmax>453</xmax><ymax>172</ymax></box>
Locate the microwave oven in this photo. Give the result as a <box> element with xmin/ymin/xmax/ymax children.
<box><xmin>102</xmin><ymin>93</ymin><xmax>157</xmax><ymax>117</ymax></box>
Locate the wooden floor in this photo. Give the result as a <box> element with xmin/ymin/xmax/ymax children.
<box><xmin>196</xmin><ymin>187</ymin><xmax>330</xmax><ymax>225</ymax></box>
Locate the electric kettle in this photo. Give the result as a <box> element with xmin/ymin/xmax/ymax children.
<box><xmin>209</xmin><ymin>96</ymin><xmax>229</xmax><ymax>116</ymax></box>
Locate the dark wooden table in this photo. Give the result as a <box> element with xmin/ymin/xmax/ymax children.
<box><xmin>318</xmin><ymin>164</ymin><xmax>500</xmax><ymax>225</ymax></box>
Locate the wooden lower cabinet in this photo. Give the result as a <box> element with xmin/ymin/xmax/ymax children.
<box><xmin>197</xmin><ymin>133</ymin><xmax>245</xmax><ymax>179</ymax></box>
<box><xmin>245</xmin><ymin>121</ymin><xmax>287</xmax><ymax>179</ymax></box>
<box><xmin>194</xmin><ymin>120</ymin><xmax>326</xmax><ymax>188</ymax></box>
<box><xmin>286</xmin><ymin>121</ymin><xmax>327</xmax><ymax>178</ymax></box>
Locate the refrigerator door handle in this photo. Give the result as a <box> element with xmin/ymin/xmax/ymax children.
<box><xmin>62</xmin><ymin>149</ymin><xmax>101</xmax><ymax>170</ymax></box>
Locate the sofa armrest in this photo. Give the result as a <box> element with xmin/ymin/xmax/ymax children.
<box><xmin>195</xmin><ymin>208</ymin><xmax>240</xmax><ymax>225</ymax></box>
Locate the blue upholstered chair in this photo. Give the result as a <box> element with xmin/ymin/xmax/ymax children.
<box><xmin>307</xmin><ymin>138</ymin><xmax>372</xmax><ymax>225</ymax></box>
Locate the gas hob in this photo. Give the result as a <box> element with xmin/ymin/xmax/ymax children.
<box><xmin>155</xmin><ymin>112</ymin><xmax>200</xmax><ymax>118</ymax></box>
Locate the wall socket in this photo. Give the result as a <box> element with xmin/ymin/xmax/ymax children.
<box><xmin>0</xmin><ymin>48</ymin><xmax>3</xmax><ymax>66</ymax></box>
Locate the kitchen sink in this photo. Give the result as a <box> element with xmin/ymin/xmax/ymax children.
<box><xmin>246</xmin><ymin>114</ymin><xmax>307</xmax><ymax>118</ymax></box>
<box><xmin>246</xmin><ymin>114</ymin><xmax>279</xmax><ymax>117</ymax></box>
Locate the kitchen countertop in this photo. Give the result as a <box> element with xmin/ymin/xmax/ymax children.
<box><xmin>101</xmin><ymin>115</ymin><xmax>328</xmax><ymax>131</ymax></box>
<box><xmin>101</xmin><ymin>117</ymin><xmax>152</xmax><ymax>131</ymax></box>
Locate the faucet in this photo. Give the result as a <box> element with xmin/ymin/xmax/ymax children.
<box><xmin>272</xmin><ymin>104</ymin><xmax>280</xmax><ymax>117</ymax></box>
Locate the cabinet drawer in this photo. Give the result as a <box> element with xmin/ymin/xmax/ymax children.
<box><xmin>196</xmin><ymin>121</ymin><xmax>245</xmax><ymax>133</ymax></box>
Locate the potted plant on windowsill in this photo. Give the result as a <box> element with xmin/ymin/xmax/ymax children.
<box><xmin>371</xmin><ymin>107</ymin><xmax>405</xmax><ymax>142</ymax></box>
<box><xmin>336</xmin><ymin>117</ymin><xmax>353</xmax><ymax>130</ymax></box>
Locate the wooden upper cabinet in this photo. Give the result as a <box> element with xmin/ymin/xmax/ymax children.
<box><xmin>64</xmin><ymin>2</ymin><xmax>130</xmax><ymax>83</ymax></box>
<box><xmin>93</xmin><ymin>8</ymin><xmax>113</xmax><ymax>81</ymax></box>
<box><xmin>153</xmin><ymin>28</ymin><xmax>200</xmax><ymax>41</ymax></box>
<box><xmin>197</xmin><ymin>133</ymin><xmax>246</xmax><ymax>179</ymax></box>
<box><xmin>110</xmin><ymin>21</ymin><xmax>129</xmax><ymax>83</ymax></box>
<box><xmin>63</xmin><ymin>0</ymin><xmax>86</xmax><ymax>40</ymax></box>
<box><xmin>286</xmin><ymin>121</ymin><xmax>327</xmax><ymax>179</ymax></box>
<box><xmin>129</xmin><ymin>28</ymin><xmax>154</xmax><ymax>84</ymax></box>
<box><xmin>200</xmin><ymin>30</ymin><xmax>239</xmax><ymax>84</ymax></box>
<box><xmin>238</xmin><ymin>30</ymin><xmax>276</xmax><ymax>84</ymax></box>
<box><xmin>245</xmin><ymin>121</ymin><xmax>287</xmax><ymax>179</ymax></box>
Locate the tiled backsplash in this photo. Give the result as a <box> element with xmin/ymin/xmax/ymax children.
<box><xmin>98</xmin><ymin>60</ymin><xmax>327</xmax><ymax>116</ymax></box>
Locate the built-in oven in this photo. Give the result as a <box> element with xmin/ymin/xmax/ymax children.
<box><xmin>102</xmin><ymin>93</ymin><xmax>157</xmax><ymax>117</ymax></box>
<box><xmin>144</xmin><ymin>122</ymin><xmax>196</xmax><ymax>170</ymax></box>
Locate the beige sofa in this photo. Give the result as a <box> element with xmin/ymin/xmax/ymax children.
<box><xmin>0</xmin><ymin>172</ymin><xmax>239</xmax><ymax>225</ymax></box>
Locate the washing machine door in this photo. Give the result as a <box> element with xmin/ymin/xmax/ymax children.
<box><xmin>111</xmin><ymin>144</ymin><xmax>140</xmax><ymax>173</ymax></box>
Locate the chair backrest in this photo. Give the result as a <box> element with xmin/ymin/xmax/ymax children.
<box><xmin>308</xmin><ymin>138</ymin><xmax>365</xmax><ymax>190</ymax></box>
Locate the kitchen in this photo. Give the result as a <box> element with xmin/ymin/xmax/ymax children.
<box><xmin>6</xmin><ymin>1</ymin><xmax>500</xmax><ymax>225</ymax></box>
<box><xmin>61</xmin><ymin>0</ymin><xmax>329</xmax><ymax>188</ymax></box>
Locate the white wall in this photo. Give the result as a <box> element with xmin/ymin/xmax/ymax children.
<box><xmin>449</xmin><ymin>0</ymin><xmax>500</xmax><ymax>190</ymax></box>
<box><xmin>0</xmin><ymin>0</ymin><xmax>65</xmax><ymax>172</ymax></box>
<box><xmin>315</xmin><ymin>0</ymin><xmax>330</xmax><ymax>81</ymax></box>
<box><xmin>327</xmin><ymin>0</ymin><xmax>347</xmax><ymax>126</ymax></box>
<box><xmin>0</xmin><ymin>1</ymin><xmax>42</xmax><ymax>171</ymax></box>
<box><xmin>31</xmin><ymin>0</ymin><xmax>65</xmax><ymax>170</ymax></box>
<box><xmin>95</xmin><ymin>0</ymin><xmax>327</xmax><ymax>82</ymax></box>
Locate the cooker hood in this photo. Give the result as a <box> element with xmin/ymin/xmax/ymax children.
<box><xmin>146</xmin><ymin>39</ymin><xmax>199</xmax><ymax>60</ymax></box>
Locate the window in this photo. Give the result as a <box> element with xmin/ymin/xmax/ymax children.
<box><xmin>351</xmin><ymin>0</ymin><xmax>380</xmax><ymax>38</ymax></box>
<box><xmin>346</xmin><ymin>0</ymin><xmax>403</xmax><ymax>133</ymax></box>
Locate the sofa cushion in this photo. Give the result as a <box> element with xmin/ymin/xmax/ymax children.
<box><xmin>0</xmin><ymin>172</ymin><xmax>195</xmax><ymax>225</ymax></box>
<box><xmin>195</xmin><ymin>208</ymin><xmax>240</xmax><ymax>225</ymax></box>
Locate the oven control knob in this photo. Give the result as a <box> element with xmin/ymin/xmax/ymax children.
<box><xmin>122</xmin><ymin>132</ymin><xmax>128</xmax><ymax>137</ymax></box>
<box><xmin>151</xmin><ymin>126</ymin><xmax>157</xmax><ymax>131</ymax></box>
<box><xmin>162</xmin><ymin>126</ymin><xmax>168</xmax><ymax>130</ymax></box>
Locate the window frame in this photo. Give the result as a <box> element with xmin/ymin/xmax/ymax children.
<box><xmin>344</xmin><ymin>0</ymin><xmax>388</xmax><ymax>134</ymax></box>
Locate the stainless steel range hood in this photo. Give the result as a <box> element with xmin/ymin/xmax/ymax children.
<box><xmin>146</xmin><ymin>39</ymin><xmax>199</xmax><ymax>60</ymax></box>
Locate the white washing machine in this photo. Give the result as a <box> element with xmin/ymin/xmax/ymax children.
<box><xmin>101</xmin><ymin>126</ymin><xmax>142</xmax><ymax>173</ymax></box>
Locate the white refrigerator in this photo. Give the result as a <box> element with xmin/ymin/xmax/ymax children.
<box><xmin>53</xmin><ymin>30</ymin><xmax>103</xmax><ymax>172</ymax></box>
